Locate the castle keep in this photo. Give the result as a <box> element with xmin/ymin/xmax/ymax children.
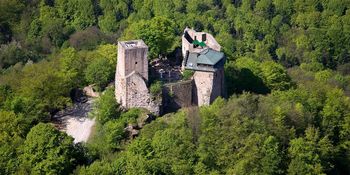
<box><xmin>182</xmin><ymin>28</ymin><xmax>226</xmax><ymax>106</ymax></box>
<box><xmin>115</xmin><ymin>40</ymin><xmax>160</xmax><ymax>114</ymax></box>
<box><xmin>115</xmin><ymin>28</ymin><xmax>226</xmax><ymax>115</ymax></box>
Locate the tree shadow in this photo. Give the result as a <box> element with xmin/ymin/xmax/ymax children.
<box><xmin>225</xmin><ymin>67</ymin><xmax>270</xmax><ymax>96</ymax></box>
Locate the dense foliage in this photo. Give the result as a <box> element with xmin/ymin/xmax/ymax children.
<box><xmin>1</xmin><ymin>0</ymin><xmax>350</xmax><ymax>174</ymax></box>
<box><xmin>81</xmin><ymin>71</ymin><xmax>350</xmax><ymax>174</ymax></box>
<box><xmin>19</xmin><ymin>123</ymin><xmax>79</xmax><ymax>174</ymax></box>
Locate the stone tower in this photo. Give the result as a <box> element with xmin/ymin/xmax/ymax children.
<box><xmin>182</xmin><ymin>28</ymin><xmax>226</xmax><ymax>106</ymax></box>
<box><xmin>115</xmin><ymin>40</ymin><xmax>160</xmax><ymax>114</ymax></box>
<box><xmin>116</xmin><ymin>40</ymin><xmax>148</xmax><ymax>81</ymax></box>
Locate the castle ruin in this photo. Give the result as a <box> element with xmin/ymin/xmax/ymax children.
<box><xmin>115</xmin><ymin>28</ymin><xmax>226</xmax><ymax>115</ymax></box>
<box><xmin>115</xmin><ymin>40</ymin><xmax>160</xmax><ymax>115</ymax></box>
<box><xmin>182</xmin><ymin>27</ymin><xmax>226</xmax><ymax>106</ymax></box>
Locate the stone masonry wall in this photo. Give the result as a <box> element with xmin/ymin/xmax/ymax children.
<box><xmin>116</xmin><ymin>72</ymin><xmax>160</xmax><ymax>115</ymax></box>
<box><xmin>162</xmin><ymin>80</ymin><xmax>193</xmax><ymax>112</ymax></box>
<box><xmin>182</xmin><ymin>28</ymin><xmax>221</xmax><ymax>57</ymax></box>
<box><xmin>117</xmin><ymin>41</ymin><xmax>148</xmax><ymax>80</ymax></box>
<box><xmin>193</xmin><ymin>69</ymin><xmax>224</xmax><ymax>106</ymax></box>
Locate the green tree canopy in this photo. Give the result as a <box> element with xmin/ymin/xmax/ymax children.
<box><xmin>123</xmin><ymin>16</ymin><xmax>177</xmax><ymax>59</ymax></box>
<box><xmin>19</xmin><ymin>123</ymin><xmax>77</xmax><ymax>174</ymax></box>
<box><xmin>84</xmin><ymin>56</ymin><xmax>114</xmax><ymax>90</ymax></box>
<box><xmin>260</xmin><ymin>61</ymin><xmax>293</xmax><ymax>91</ymax></box>
<box><xmin>288</xmin><ymin>127</ymin><xmax>334</xmax><ymax>175</ymax></box>
<box><xmin>0</xmin><ymin>111</ymin><xmax>27</xmax><ymax>174</ymax></box>
<box><xmin>92</xmin><ymin>88</ymin><xmax>120</xmax><ymax>124</ymax></box>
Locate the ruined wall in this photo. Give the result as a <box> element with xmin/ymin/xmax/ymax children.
<box><xmin>193</xmin><ymin>69</ymin><xmax>225</xmax><ymax>106</ymax></box>
<box><xmin>115</xmin><ymin>70</ymin><xmax>127</xmax><ymax>106</ymax></box>
<box><xmin>182</xmin><ymin>28</ymin><xmax>221</xmax><ymax>57</ymax></box>
<box><xmin>211</xmin><ymin>68</ymin><xmax>225</xmax><ymax>102</ymax></box>
<box><xmin>126</xmin><ymin>73</ymin><xmax>160</xmax><ymax>115</ymax></box>
<box><xmin>116</xmin><ymin>71</ymin><xmax>160</xmax><ymax>115</ymax></box>
<box><xmin>162</xmin><ymin>80</ymin><xmax>193</xmax><ymax>112</ymax></box>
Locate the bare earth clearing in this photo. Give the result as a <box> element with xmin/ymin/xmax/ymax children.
<box><xmin>53</xmin><ymin>98</ymin><xmax>96</xmax><ymax>143</ymax></box>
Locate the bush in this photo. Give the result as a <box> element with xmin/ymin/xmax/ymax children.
<box><xmin>182</xmin><ymin>70</ymin><xmax>194</xmax><ymax>80</ymax></box>
<box><xmin>150</xmin><ymin>81</ymin><xmax>162</xmax><ymax>96</ymax></box>
<box><xmin>93</xmin><ymin>88</ymin><xmax>120</xmax><ymax>124</ymax></box>
<box><xmin>104</xmin><ymin>120</ymin><xmax>125</xmax><ymax>149</ymax></box>
<box><xmin>76</xmin><ymin>160</ymin><xmax>114</xmax><ymax>175</ymax></box>
<box><xmin>300</xmin><ymin>62</ymin><xmax>324</xmax><ymax>72</ymax></box>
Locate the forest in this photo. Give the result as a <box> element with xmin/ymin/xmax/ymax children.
<box><xmin>1</xmin><ymin>0</ymin><xmax>350</xmax><ymax>174</ymax></box>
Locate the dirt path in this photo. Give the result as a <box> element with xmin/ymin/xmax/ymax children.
<box><xmin>53</xmin><ymin>98</ymin><xmax>96</xmax><ymax>143</ymax></box>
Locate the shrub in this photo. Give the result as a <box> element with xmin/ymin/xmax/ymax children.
<box><xmin>120</xmin><ymin>108</ymin><xmax>141</xmax><ymax>125</ymax></box>
<box><xmin>93</xmin><ymin>88</ymin><xmax>120</xmax><ymax>124</ymax></box>
<box><xmin>182</xmin><ymin>70</ymin><xmax>194</xmax><ymax>80</ymax></box>
<box><xmin>150</xmin><ymin>81</ymin><xmax>162</xmax><ymax>96</ymax></box>
<box><xmin>300</xmin><ymin>62</ymin><xmax>324</xmax><ymax>72</ymax></box>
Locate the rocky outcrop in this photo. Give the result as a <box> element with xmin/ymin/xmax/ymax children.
<box><xmin>53</xmin><ymin>98</ymin><xmax>95</xmax><ymax>143</ymax></box>
<box><xmin>124</xmin><ymin>113</ymin><xmax>156</xmax><ymax>138</ymax></box>
<box><xmin>83</xmin><ymin>85</ymin><xmax>100</xmax><ymax>98</ymax></box>
<box><xmin>137</xmin><ymin>114</ymin><xmax>156</xmax><ymax>128</ymax></box>
<box><xmin>124</xmin><ymin>124</ymin><xmax>140</xmax><ymax>138</ymax></box>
